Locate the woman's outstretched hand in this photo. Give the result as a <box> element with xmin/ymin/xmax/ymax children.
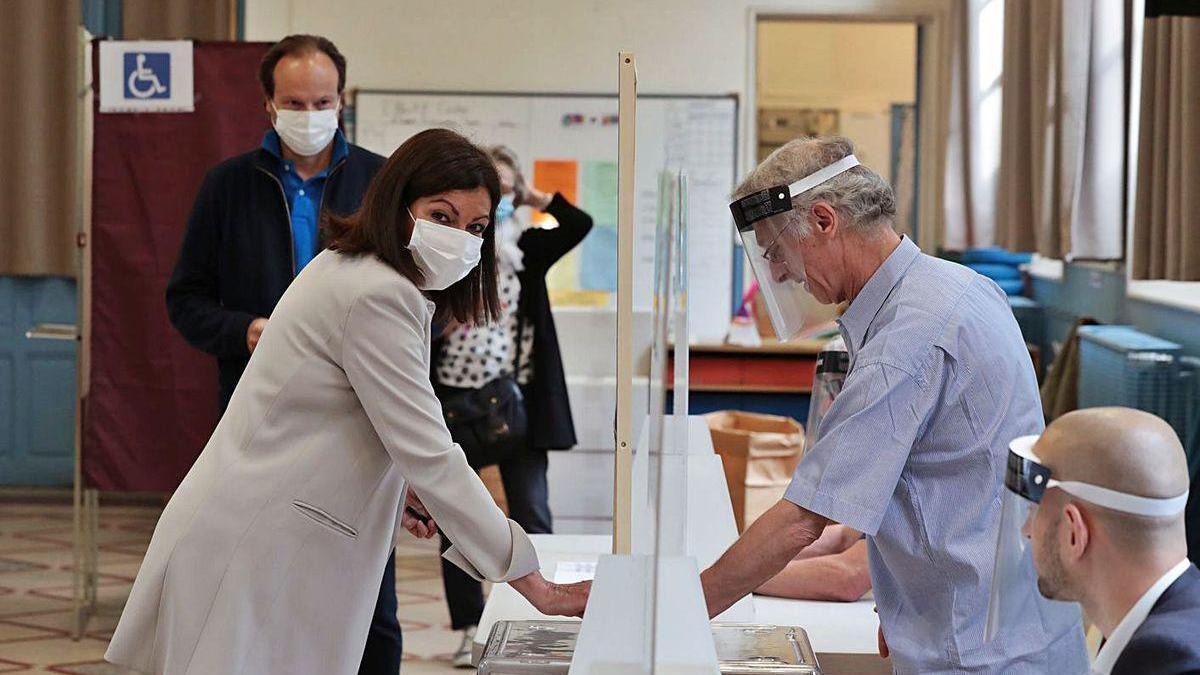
<box><xmin>509</xmin><ymin>571</ymin><xmax>591</xmax><ymax>618</ymax></box>
<box><xmin>402</xmin><ymin>490</ymin><xmax>437</xmax><ymax>539</ymax></box>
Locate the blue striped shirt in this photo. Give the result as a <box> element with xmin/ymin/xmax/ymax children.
<box><xmin>784</xmin><ymin>236</ymin><xmax>1088</xmax><ymax>673</ymax></box>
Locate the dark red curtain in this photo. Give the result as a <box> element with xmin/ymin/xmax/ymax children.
<box><xmin>85</xmin><ymin>41</ymin><xmax>271</xmax><ymax>491</ymax></box>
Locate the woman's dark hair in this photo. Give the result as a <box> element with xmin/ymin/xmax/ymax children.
<box><xmin>326</xmin><ymin>128</ymin><xmax>501</xmax><ymax>325</ymax></box>
<box><xmin>259</xmin><ymin>34</ymin><xmax>347</xmax><ymax>98</ymax></box>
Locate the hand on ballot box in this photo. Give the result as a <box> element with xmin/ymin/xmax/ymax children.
<box><xmin>510</xmin><ymin>570</ymin><xmax>591</xmax><ymax>618</ymax></box>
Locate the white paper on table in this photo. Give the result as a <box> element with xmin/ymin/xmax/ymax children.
<box><xmin>552</xmin><ymin>561</ymin><xmax>598</xmax><ymax>583</ymax></box>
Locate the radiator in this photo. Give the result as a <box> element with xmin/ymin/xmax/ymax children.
<box><xmin>1008</xmin><ymin>296</ymin><xmax>1045</xmax><ymax>351</ymax></box>
<box><xmin>1077</xmin><ymin>325</ymin><xmax>1199</xmax><ymax>445</ymax></box>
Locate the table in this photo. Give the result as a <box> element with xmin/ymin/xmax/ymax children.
<box><xmin>755</xmin><ymin>596</ymin><xmax>890</xmax><ymax>675</ymax></box>
<box><xmin>474</xmin><ymin>534</ymin><xmax>888</xmax><ymax>673</ymax></box>
<box><xmin>671</xmin><ymin>340</ymin><xmax>826</xmax><ymax>421</ymax></box>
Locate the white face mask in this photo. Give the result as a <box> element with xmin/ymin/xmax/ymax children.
<box><xmin>272</xmin><ymin>104</ymin><xmax>340</xmax><ymax>157</ymax></box>
<box><xmin>406</xmin><ymin>212</ymin><xmax>484</xmax><ymax>291</ymax></box>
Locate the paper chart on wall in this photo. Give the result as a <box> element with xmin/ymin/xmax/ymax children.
<box><xmin>353</xmin><ymin>92</ymin><xmax>737</xmax><ymax>343</ymax></box>
<box><xmin>580</xmin><ymin>160</ymin><xmax>618</xmax><ymax>292</ymax></box>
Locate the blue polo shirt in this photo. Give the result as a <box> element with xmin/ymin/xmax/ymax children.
<box><xmin>261</xmin><ymin>129</ymin><xmax>349</xmax><ymax>274</ymax></box>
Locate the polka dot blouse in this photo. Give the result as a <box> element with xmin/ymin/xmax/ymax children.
<box><xmin>436</xmin><ymin>256</ymin><xmax>534</xmax><ymax>389</ymax></box>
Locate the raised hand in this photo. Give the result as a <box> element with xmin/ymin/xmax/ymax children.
<box><xmin>513</xmin><ymin>176</ymin><xmax>552</xmax><ymax>211</ymax></box>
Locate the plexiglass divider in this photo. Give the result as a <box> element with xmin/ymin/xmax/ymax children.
<box><xmin>571</xmin><ymin>54</ymin><xmax>719</xmax><ymax>675</ymax></box>
<box><xmin>493</xmin><ymin>52</ymin><xmax>819</xmax><ymax>675</ymax></box>
<box><xmin>571</xmin><ymin>52</ymin><xmax>655</xmax><ymax>674</ymax></box>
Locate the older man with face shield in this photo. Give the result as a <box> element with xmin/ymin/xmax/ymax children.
<box><xmin>699</xmin><ymin>136</ymin><xmax>1089</xmax><ymax>673</ymax></box>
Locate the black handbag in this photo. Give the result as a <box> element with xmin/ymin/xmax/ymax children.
<box><xmin>440</xmin><ymin>321</ymin><xmax>528</xmax><ymax>468</ymax></box>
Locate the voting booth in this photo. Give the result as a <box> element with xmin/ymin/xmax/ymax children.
<box><xmin>69</xmin><ymin>40</ymin><xmax>272</xmax><ymax>639</ymax></box>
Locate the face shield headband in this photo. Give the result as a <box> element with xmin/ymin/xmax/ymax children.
<box><xmin>1005</xmin><ymin>435</ymin><xmax>1189</xmax><ymax>517</ymax></box>
<box><xmin>729</xmin><ymin>154</ymin><xmax>861</xmax><ymax>232</ymax></box>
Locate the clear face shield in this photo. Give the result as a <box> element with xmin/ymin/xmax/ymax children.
<box><xmin>737</xmin><ymin>216</ymin><xmax>812</xmax><ymax>342</ymax></box>
<box><xmin>985</xmin><ymin>436</ymin><xmax>1050</xmax><ymax>642</ymax></box>
<box><xmin>985</xmin><ymin>434</ymin><xmax>1191</xmax><ymax>642</ymax></box>
<box><xmin>729</xmin><ymin>155</ymin><xmax>860</xmax><ymax>342</ymax></box>
<box><xmin>805</xmin><ymin>337</ymin><xmax>849</xmax><ymax>451</ymax></box>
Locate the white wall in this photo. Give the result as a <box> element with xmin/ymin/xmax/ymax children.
<box><xmin>246</xmin><ymin>0</ymin><xmax>951</xmax><ymax>181</ymax></box>
<box><xmin>247</xmin><ymin>1</ymin><xmax>750</xmax><ymax>97</ymax></box>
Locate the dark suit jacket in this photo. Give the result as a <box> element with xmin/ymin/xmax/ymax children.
<box><xmin>1112</xmin><ymin>564</ymin><xmax>1200</xmax><ymax>675</ymax></box>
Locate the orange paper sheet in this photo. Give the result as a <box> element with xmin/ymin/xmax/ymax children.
<box><xmin>532</xmin><ymin>160</ymin><xmax>579</xmax><ymax>226</ymax></box>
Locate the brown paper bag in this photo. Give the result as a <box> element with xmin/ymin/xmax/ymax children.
<box><xmin>706</xmin><ymin>411</ymin><xmax>805</xmax><ymax>531</ymax></box>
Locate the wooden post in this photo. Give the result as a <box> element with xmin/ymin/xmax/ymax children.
<box><xmin>73</xmin><ymin>29</ymin><xmax>95</xmax><ymax>640</ymax></box>
<box><xmin>613</xmin><ymin>52</ymin><xmax>637</xmax><ymax>555</ymax></box>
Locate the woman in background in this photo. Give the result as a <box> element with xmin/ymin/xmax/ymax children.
<box><xmin>106</xmin><ymin>129</ymin><xmax>588</xmax><ymax>675</ymax></box>
<box><xmin>433</xmin><ymin>145</ymin><xmax>593</xmax><ymax>667</ymax></box>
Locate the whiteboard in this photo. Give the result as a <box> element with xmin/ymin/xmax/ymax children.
<box><xmin>352</xmin><ymin>90</ymin><xmax>738</xmax><ymax>343</ymax></box>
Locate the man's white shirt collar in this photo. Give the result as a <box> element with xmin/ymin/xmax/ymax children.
<box><xmin>1092</xmin><ymin>558</ymin><xmax>1192</xmax><ymax>674</ymax></box>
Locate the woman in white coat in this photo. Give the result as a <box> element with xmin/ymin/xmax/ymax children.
<box><xmin>106</xmin><ymin>128</ymin><xmax>590</xmax><ymax>675</ymax></box>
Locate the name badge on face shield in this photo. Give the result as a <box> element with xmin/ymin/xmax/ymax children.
<box><xmin>728</xmin><ymin>155</ymin><xmax>861</xmax><ymax>230</ymax></box>
<box><xmin>731</xmin><ymin>187</ymin><xmax>794</xmax><ymax>232</ymax></box>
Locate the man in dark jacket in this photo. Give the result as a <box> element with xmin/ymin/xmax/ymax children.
<box><xmin>1019</xmin><ymin>407</ymin><xmax>1199</xmax><ymax>675</ymax></box>
<box><xmin>164</xmin><ymin>35</ymin><xmax>401</xmax><ymax>674</ymax></box>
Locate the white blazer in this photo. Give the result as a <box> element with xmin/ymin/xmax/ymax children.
<box><xmin>106</xmin><ymin>250</ymin><xmax>539</xmax><ymax>675</ymax></box>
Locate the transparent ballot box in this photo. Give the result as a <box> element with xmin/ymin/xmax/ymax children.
<box><xmin>713</xmin><ymin>624</ymin><xmax>821</xmax><ymax>674</ymax></box>
<box><xmin>477</xmin><ymin>621</ymin><xmax>578</xmax><ymax>674</ymax></box>
<box><xmin>478</xmin><ymin>621</ymin><xmax>822</xmax><ymax>674</ymax></box>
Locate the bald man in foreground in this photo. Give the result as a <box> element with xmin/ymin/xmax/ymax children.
<box><xmin>1003</xmin><ymin>408</ymin><xmax>1199</xmax><ymax>675</ymax></box>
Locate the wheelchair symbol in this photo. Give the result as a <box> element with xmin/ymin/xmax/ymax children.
<box><xmin>125</xmin><ymin>53</ymin><xmax>169</xmax><ymax>100</ymax></box>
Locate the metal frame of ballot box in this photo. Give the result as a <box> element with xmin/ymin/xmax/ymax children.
<box><xmin>479</xmin><ymin>620</ymin><xmax>822</xmax><ymax>674</ymax></box>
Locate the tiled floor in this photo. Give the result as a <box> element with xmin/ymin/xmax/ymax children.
<box><xmin>0</xmin><ymin>500</ymin><xmax>464</xmax><ymax>674</ymax></box>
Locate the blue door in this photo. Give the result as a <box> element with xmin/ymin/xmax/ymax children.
<box><xmin>0</xmin><ymin>278</ymin><xmax>77</xmax><ymax>486</ymax></box>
